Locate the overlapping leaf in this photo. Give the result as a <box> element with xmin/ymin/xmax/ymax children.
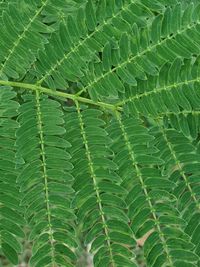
<box><xmin>0</xmin><ymin>87</ymin><xmax>25</xmax><ymax>265</ymax></box>
<box><xmin>120</xmin><ymin>57</ymin><xmax>200</xmax><ymax>117</ymax></box>
<box><xmin>107</xmin><ymin>113</ymin><xmax>198</xmax><ymax>266</ymax></box>
<box><xmin>1</xmin><ymin>1</ymin><xmax>200</xmax><ymax>266</ymax></box>
<box><xmin>16</xmin><ymin>93</ymin><xmax>77</xmax><ymax>267</ymax></box>
<box><xmin>65</xmin><ymin>104</ymin><xmax>137</xmax><ymax>267</ymax></box>
<box><xmin>150</xmin><ymin>121</ymin><xmax>200</xmax><ymax>263</ymax></box>
<box><xmin>79</xmin><ymin>2</ymin><xmax>200</xmax><ymax>101</ymax></box>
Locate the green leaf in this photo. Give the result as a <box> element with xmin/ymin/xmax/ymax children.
<box><xmin>102</xmin><ymin>42</ymin><xmax>111</xmax><ymax>71</ymax></box>
<box><xmin>1</xmin><ymin>2</ymin><xmax>200</xmax><ymax>266</ymax></box>
<box><xmin>2</xmin><ymin>243</ymin><xmax>18</xmax><ymax>265</ymax></box>
<box><xmin>85</xmin><ymin>0</ymin><xmax>96</xmax><ymax>31</ymax></box>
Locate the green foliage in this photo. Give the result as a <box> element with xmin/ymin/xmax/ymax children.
<box><xmin>0</xmin><ymin>1</ymin><xmax>200</xmax><ymax>266</ymax></box>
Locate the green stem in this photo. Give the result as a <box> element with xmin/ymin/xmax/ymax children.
<box><xmin>0</xmin><ymin>80</ymin><xmax>122</xmax><ymax>111</ymax></box>
<box><xmin>115</xmin><ymin>77</ymin><xmax>200</xmax><ymax>107</ymax></box>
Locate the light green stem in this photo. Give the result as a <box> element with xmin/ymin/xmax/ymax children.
<box><xmin>0</xmin><ymin>80</ymin><xmax>122</xmax><ymax>111</ymax></box>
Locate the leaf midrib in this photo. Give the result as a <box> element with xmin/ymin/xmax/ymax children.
<box><xmin>37</xmin><ymin>0</ymin><xmax>139</xmax><ymax>85</ymax></box>
<box><xmin>77</xmin><ymin>19</ymin><xmax>200</xmax><ymax>97</ymax></box>
<box><xmin>0</xmin><ymin>0</ymin><xmax>49</xmax><ymax>74</ymax></box>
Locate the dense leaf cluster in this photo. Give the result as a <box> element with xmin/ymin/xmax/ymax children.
<box><xmin>0</xmin><ymin>0</ymin><xmax>200</xmax><ymax>266</ymax></box>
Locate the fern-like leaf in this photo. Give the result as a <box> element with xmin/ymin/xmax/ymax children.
<box><xmin>120</xmin><ymin>57</ymin><xmax>200</xmax><ymax>117</ymax></box>
<box><xmin>151</xmin><ymin>121</ymin><xmax>200</xmax><ymax>263</ymax></box>
<box><xmin>0</xmin><ymin>87</ymin><xmax>25</xmax><ymax>265</ymax></box>
<box><xmin>16</xmin><ymin>93</ymin><xmax>77</xmax><ymax>267</ymax></box>
<box><xmin>1</xmin><ymin>1</ymin><xmax>200</xmax><ymax>266</ymax></box>
<box><xmin>79</xmin><ymin>3</ymin><xmax>200</xmax><ymax>101</ymax></box>
<box><xmin>108</xmin><ymin>113</ymin><xmax>198</xmax><ymax>266</ymax></box>
<box><xmin>33</xmin><ymin>0</ymin><xmax>173</xmax><ymax>91</ymax></box>
<box><xmin>65</xmin><ymin>103</ymin><xmax>137</xmax><ymax>267</ymax></box>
